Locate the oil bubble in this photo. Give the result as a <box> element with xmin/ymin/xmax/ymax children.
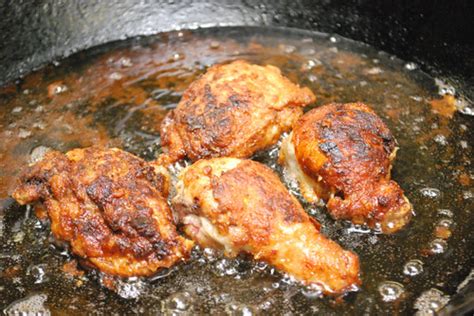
<box><xmin>303</xmin><ymin>59</ymin><xmax>322</xmax><ymax>71</ymax></box>
<box><xmin>459</xmin><ymin>104</ymin><xmax>474</xmax><ymax>116</ymax></box>
<box><xmin>437</xmin><ymin>209</ymin><xmax>453</xmax><ymax>217</ymax></box>
<box><xmin>429</xmin><ymin>239</ymin><xmax>447</xmax><ymax>254</ymax></box>
<box><xmin>47</xmin><ymin>82</ymin><xmax>68</xmax><ymax>96</ymax></box>
<box><xmin>405</xmin><ymin>62</ymin><xmax>418</xmax><ymax>70</ymax></box>
<box><xmin>454</xmin><ymin>97</ymin><xmax>471</xmax><ymax>115</ymax></box>
<box><xmin>434</xmin><ymin>78</ymin><xmax>456</xmax><ymax>96</ymax></box>
<box><xmin>116</xmin><ymin>278</ymin><xmax>146</xmax><ymax>299</ymax></box>
<box><xmin>161</xmin><ymin>291</ymin><xmax>194</xmax><ymax>313</ymax></box>
<box><xmin>433</xmin><ymin>135</ymin><xmax>448</xmax><ymax>146</ymax></box>
<box><xmin>27</xmin><ymin>264</ymin><xmax>48</xmax><ymax>284</ymax></box>
<box><xmin>279</xmin><ymin>274</ymin><xmax>296</xmax><ymax>286</ymax></box>
<box><xmin>414</xmin><ymin>288</ymin><xmax>450</xmax><ymax>315</ymax></box>
<box><xmin>119</xmin><ymin>57</ymin><xmax>133</xmax><ymax>67</ymax></box>
<box><xmin>252</xmin><ymin>261</ymin><xmax>268</xmax><ymax>273</ymax></box>
<box><xmin>225</xmin><ymin>303</ymin><xmax>255</xmax><ymax>316</ymax></box>
<box><xmin>420</xmin><ymin>188</ymin><xmax>441</xmax><ymax>199</ymax></box>
<box><xmin>437</xmin><ymin>218</ymin><xmax>453</xmax><ymax>228</ymax></box>
<box><xmin>266</xmin><ymin>144</ymin><xmax>280</xmax><ymax>160</ymax></box>
<box><xmin>308</xmin><ymin>74</ymin><xmax>318</xmax><ymax>82</ymax></box>
<box><xmin>213</xmin><ymin>258</ymin><xmax>239</xmax><ymax>277</ymax></box>
<box><xmin>366</xmin><ymin>67</ymin><xmax>383</xmax><ymax>75</ymax></box>
<box><xmin>203</xmin><ymin>247</ymin><xmax>218</xmax><ymax>262</ymax></box>
<box><xmin>462</xmin><ymin>190</ymin><xmax>473</xmax><ymax>200</ymax></box>
<box><xmin>258</xmin><ymin>300</ymin><xmax>273</xmax><ymax>311</ymax></box>
<box><xmin>378</xmin><ymin>281</ymin><xmax>405</xmax><ymax>302</ymax></box>
<box><xmin>109</xmin><ymin>72</ymin><xmax>123</xmax><ymax>80</ymax></box>
<box><xmin>301</xmin><ymin>283</ymin><xmax>323</xmax><ymax>299</ymax></box>
<box><xmin>172</xmin><ymin>53</ymin><xmax>183</xmax><ymax>61</ymax></box>
<box><xmin>403</xmin><ymin>260</ymin><xmax>424</xmax><ymax>276</ymax></box>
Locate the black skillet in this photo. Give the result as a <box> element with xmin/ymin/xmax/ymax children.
<box><xmin>0</xmin><ymin>1</ymin><xmax>472</xmax><ymax>314</ymax></box>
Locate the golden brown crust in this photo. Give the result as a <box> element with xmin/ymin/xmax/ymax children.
<box><xmin>290</xmin><ymin>103</ymin><xmax>412</xmax><ymax>233</ymax></box>
<box><xmin>160</xmin><ymin>60</ymin><xmax>315</xmax><ymax>162</ymax></box>
<box><xmin>173</xmin><ymin>158</ymin><xmax>360</xmax><ymax>294</ymax></box>
<box><xmin>12</xmin><ymin>147</ymin><xmax>193</xmax><ymax>277</ymax></box>
<box><xmin>210</xmin><ymin>160</ymin><xmax>307</xmax><ymax>246</ymax></box>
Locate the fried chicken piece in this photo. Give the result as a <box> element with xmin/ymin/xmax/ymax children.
<box><xmin>279</xmin><ymin>103</ymin><xmax>412</xmax><ymax>233</ymax></box>
<box><xmin>172</xmin><ymin>158</ymin><xmax>360</xmax><ymax>294</ymax></box>
<box><xmin>12</xmin><ymin>147</ymin><xmax>193</xmax><ymax>277</ymax></box>
<box><xmin>159</xmin><ymin>60</ymin><xmax>315</xmax><ymax>163</ymax></box>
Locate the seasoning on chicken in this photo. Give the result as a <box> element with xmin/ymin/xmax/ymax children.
<box><xmin>12</xmin><ymin>147</ymin><xmax>193</xmax><ymax>277</ymax></box>
<box><xmin>159</xmin><ymin>60</ymin><xmax>315</xmax><ymax>164</ymax></box>
<box><xmin>172</xmin><ymin>158</ymin><xmax>360</xmax><ymax>294</ymax></box>
<box><xmin>279</xmin><ymin>102</ymin><xmax>412</xmax><ymax>233</ymax></box>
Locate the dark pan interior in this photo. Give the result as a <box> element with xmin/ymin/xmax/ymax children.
<box><xmin>0</xmin><ymin>1</ymin><xmax>473</xmax><ymax>314</ymax></box>
<box><xmin>1</xmin><ymin>0</ymin><xmax>473</xmax><ymax>99</ymax></box>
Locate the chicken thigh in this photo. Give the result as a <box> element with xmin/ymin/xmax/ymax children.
<box><xmin>12</xmin><ymin>147</ymin><xmax>193</xmax><ymax>277</ymax></box>
<box><xmin>159</xmin><ymin>60</ymin><xmax>315</xmax><ymax>163</ymax></box>
<box><xmin>172</xmin><ymin>158</ymin><xmax>360</xmax><ymax>294</ymax></box>
<box><xmin>279</xmin><ymin>103</ymin><xmax>412</xmax><ymax>233</ymax></box>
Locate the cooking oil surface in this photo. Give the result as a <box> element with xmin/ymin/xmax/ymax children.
<box><xmin>0</xmin><ymin>26</ymin><xmax>472</xmax><ymax>315</ymax></box>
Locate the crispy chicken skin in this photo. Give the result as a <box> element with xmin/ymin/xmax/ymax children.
<box><xmin>279</xmin><ymin>103</ymin><xmax>412</xmax><ymax>233</ymax></box>
<box><xmin>159</xmin><ymin>60</ymin><xmax>315</xmax><ymax>163</ymax></box>
<box><xmin>12</xmin><ymin>147</ymin><xmax>193</xmax><ymax>277</ymax></box>
<box><xmin>172</xmin><ymin>158</ymin><xmax>360</xmax><ymax>294</ymax></box>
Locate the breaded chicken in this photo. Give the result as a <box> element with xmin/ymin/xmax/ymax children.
<box><xmin>159</xmin><ymin>60</ymin><xmax>315</xmax><ymax>163</ymax></box>
<box><xmin>279</xmin><ymin>103</ymin><xmax>412</xmax><ymax>233</ymax></box>
<box><xmin>172</xmin><ymin>158</ymin><xmax>360</xmax><ymax>294</ymax></box>
<box><xmin>12</xmin><ymin>147</ymin><xmax>193</xmax><ymax>277</ymax></box>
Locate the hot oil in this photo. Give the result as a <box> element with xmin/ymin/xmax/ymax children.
<box><xmin>0</xmin><ymin>26</ymin><xmax>473</xmax><ymax>315</ymax></box>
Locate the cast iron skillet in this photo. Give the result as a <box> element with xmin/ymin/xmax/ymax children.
<box><xmin>0</xmin><ymin>0</ymin><xmax>473</xmax><ymax>314</ymax></box>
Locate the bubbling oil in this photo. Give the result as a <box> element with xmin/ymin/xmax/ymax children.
<box><xmin>0</xmin><ymin>26</ymin><xmax>473</xmax><ymax>315</ymax></box>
